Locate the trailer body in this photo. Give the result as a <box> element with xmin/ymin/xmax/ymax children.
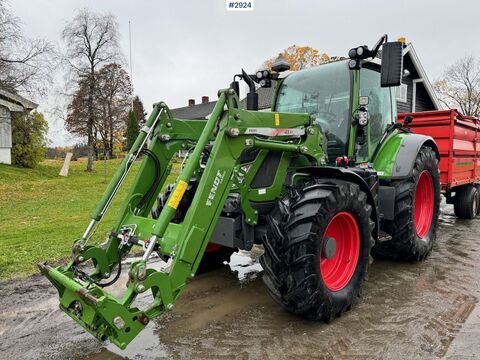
<box><xmin>399</xmin><ymin>109</ymin><xmax>480</xmax><ymax>191</ymax></box>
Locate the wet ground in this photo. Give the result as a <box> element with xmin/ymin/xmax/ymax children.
<box><xmin>1</xmin><ymin>202</ymin><xmax>480</xmax><ymax>359</ymax></box>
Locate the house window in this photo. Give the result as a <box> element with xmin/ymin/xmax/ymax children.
<box><xmin>396</xmin><ymin>83</ymin><xmax>408</xmax><ymax>103</ymax></box>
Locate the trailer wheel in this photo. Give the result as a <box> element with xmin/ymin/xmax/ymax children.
<box><xmin>261</xmin><ymin>179</ymin><xmax>374</xmax><ymax>321</ymax></box>
<box><xmin>152</xmin><ymin>182</ymin><xmax>235</xmax><ymax>273</ymax></box>
<box><xmin>453</xmin><ymin>185</ymin><xmax>479</xmax><ymax>219</ymax></box>
<box><xmin>373</xmin><ymin>146</ymin><xmax>440</xmax><ymax>261</ymax></box>
<box><xmin>477</xmin><ymin>185</ymin><xmax>480</xmax><ymax>216</ymax></box>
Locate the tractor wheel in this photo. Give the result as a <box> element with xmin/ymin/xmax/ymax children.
<box><xmin>152</xmin><ymin>182</ymin><xmax>235</xmax><ymax>273</ymax></box>
<box><xmin>373</xmin><ymin>146</ymin><xmax>440</xmax><ymax>261</ymax></box>
<box><xmin>453</xmin><ymin>185</ymin><xmax>479</xmax><ymax>219</ymax></box>
<box><xmin>260</xmin><ymin>179</ymin><xmax>374</xmax><ymax>321</ymax></box>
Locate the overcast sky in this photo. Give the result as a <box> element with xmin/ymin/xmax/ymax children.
<box><xmin>9</xmin><ymin>0</ymin><xmax>480</xmax><ymax>145</ymax></box>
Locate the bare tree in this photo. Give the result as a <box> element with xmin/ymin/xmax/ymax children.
<box><xmin>62</xmin><ymin>8</ymin><xmax>122</xmax><ymax>171</ymax></box>
<box><xmin>434</xmin><ymin>56</ymin><xmax>480</xmax><ymax>117</ymax></box>
<box><xmin>0</xmin><ymin>0</ymin><xmax>54</xmax><ymax>96</ymax></box>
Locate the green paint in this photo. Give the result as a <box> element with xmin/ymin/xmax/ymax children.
<box><xmin>40</xmin><ymin>53</ymin><xmax>432</xmax><ymax>349</ymax></box>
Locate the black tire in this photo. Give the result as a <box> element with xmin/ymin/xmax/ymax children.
<box><xmin>453</xmin><ymin>185</ymin><xmax>478</xmax><ymax>219</ymax></box>
<box><xmin>152</xmin><ymin>182</ymin><xmax>235</xmax><ymax>273</ymax></box>
<box><xmin>260</xmin><ymin>179</ymin><xmax>374</xmax><ymax>321</ymax></box>
<box><xmin>373</xmin><ymin>146</ymin><xmax>440</xmax><ymax>261</ymax></box>
<box><xmin>477</xmin><ymin>185</ymin><xmax>480</xmax><ymax>216</ymax></box>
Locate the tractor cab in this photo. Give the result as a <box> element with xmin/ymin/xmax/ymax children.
<box><xmin>275</xmin><ymin>60</ymin><xmax>397</xmax><ymax>163</ymax></box>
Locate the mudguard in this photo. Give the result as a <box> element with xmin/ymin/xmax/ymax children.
<box><xmin>373</xmin><ymin>131</ymin><xmax>439</xmax><ymax>181</ymax></box>
<box><xmin>295</xmin><ymin>166</ymin><xmax>379</xmax><ymax>241</ymax></box>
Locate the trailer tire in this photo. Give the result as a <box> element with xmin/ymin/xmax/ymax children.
<box><xmin>152</xmin><ymin>182</ymin><xmax>235</xmax><ymax>273</ymax></box>
<box><xmin>453</xmin><ymin>185</ymin><xmax>478</xmax><ymax>219</ymax></box>
<box><xmin>374</xmin><ymin>146</ymin><xmax>440</xmax><ymax>261</ymax></box>
<box><xmin>261</xmin><ymin>179</ymin><xmax>374</xmax><ymax>321</ymax></box>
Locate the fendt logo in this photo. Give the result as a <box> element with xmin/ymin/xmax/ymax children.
<box><xmin>206</xmin><ymin>170</ymin><xmax>226</xmax><ymax>206</ymax></box>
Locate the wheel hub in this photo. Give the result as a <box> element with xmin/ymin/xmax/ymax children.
<box><xmin>320</xmin><ymin>212</ymin><xmax>360</xmax><ymax>292</ymax></box>
<box><xmin>414</xmin><ymin>170</ymin><xmax>434</xmax><ymax>238</ymax></box>
<box><xmin>322</xmin><ymin>237</ymin><xmax>337</xmax><ymax>259</ymax></box>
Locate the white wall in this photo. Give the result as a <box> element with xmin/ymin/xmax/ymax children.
<box><xmin>0</xmin><ymin>147</ymin><xmax>11</xmax><ymax>164</ymax></box>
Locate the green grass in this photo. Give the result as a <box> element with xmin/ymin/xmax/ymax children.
<box><xmin>0</xmin><ymin>159</ymin><xmax>179</xmax><ymax>280</ymax></box>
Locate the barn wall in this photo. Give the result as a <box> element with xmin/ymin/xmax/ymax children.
<box><xmin>0</xmin><ymin>105</ymin><xmax>12</xmax><ymax>164</ymax></box>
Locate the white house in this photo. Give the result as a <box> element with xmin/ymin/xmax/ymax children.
<box><xmin>0</xmin><ymin>88</ymin><xmax>38</xmax><ymax>164</ymax></box>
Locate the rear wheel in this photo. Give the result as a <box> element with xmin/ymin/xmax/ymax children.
<box><xmin>261</xmin><ymin>179</ymin><xmax>374</xmax><ymax>321</ymax></box>
<box><xmin>453</xmin><ymin>185</ymin><xmax>478</xmax><ymax>219</ymax></box>
<box><xmin>374</xmin><ymin>146</ymin><xmax>440</xmax><ymax>261</ymax></box>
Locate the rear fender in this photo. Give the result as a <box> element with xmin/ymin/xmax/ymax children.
<box><xmin>295</xmin><ymin>166</ymin><xmax>379</xmax><ymax>241</ymax></box>
<box><xmin>373</xmin><ymin>132</ymin><xmax>439</xmax><ymax>181</ymax></box>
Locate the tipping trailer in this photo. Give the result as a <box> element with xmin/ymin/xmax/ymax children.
<box><xmin>399</xmin><ymin>110</ymin><xmax>480</xmax><ymax>218</ymax></box>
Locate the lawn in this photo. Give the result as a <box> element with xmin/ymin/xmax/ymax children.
<box><xmin>0</xmin><ymin>158</ymin><xmax>179</xmax><ymax>280</ymax></box>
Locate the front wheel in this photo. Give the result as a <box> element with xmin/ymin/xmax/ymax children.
<box><xmin>260</xmin><ymin>179</ymin><xmax>374</xmax><ymax>321</ymax></box>
<box><xmin>373</xmin><ymin>146</ymin><xmax>440</xmax><ymax>261</ymax></box>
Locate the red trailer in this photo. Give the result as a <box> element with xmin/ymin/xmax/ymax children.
<box><xmin>398</xmin><ymin>109</ymin><xmax>480</xmax><ymax>219</ymax></box>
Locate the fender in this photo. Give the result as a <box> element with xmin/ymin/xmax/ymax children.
<box><xmin>373</xmin><ymin>131</ymin><xmax>439</xmax><ymax>181</ymax></box>
<box><xmin>295</xmin><ymin>166</ymin><xmax>379</xmax><ymax>241</ymax></box>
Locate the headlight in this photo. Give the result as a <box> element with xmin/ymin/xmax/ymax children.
<box><xmin>256</xmin><ymin>71</ymin><xmax>263</xmax><ymax>79</ymax></box>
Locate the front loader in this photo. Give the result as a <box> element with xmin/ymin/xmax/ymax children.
<box><xmin>39</xmin><ymin>35</ymin><xmax>441</xmax><ymax>349</ymax></box>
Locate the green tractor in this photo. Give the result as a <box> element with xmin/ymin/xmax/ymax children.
<box><xmin>39</xmin><ymin>35</ymin><xmax>440</xmax><ymax>349</ymax></box>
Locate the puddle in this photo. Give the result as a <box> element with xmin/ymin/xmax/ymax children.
<box><xmin>1</xmin><ymin>203</ymin><xmax>480</xmax><ymax>359</ymax></box>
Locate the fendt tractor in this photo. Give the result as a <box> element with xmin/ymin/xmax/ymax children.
<box><xmin>40</xmin><ymin>35</ymin><xmax>445</xmax><ymax>349</ymax></box>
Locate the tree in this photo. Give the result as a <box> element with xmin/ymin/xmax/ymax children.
<box><xmin>62</xmin><ymin>8</ymin><xmax>122</xmax><ymax>171</ymax></box>
<box><xmin>263</xmin><ymin>45</ymin><xmax>330</xmax><ymax>71</ymax></box>
<box><xmin>95</xmin><ymin>63</ymin><xmax>131</xmax><ymax>158</ymax></box>
<box><xmin>11</xmin><ymin>111</ymin><xmax>49</xmax><ymax>168</ymax></box>
<box><xmin>0</xmin><ymin>0</ymin><xmax>53</xmax><ymax>96</ymax></box>
<box><xmin>126</xmin><ymin>110</ymin><xmax>139</xmax><ymax>151</ymax></box>
<box><xmin>132</xmin><ymin>95</ymin><xmax>146</xmax><ymax>124</ymax></box>
<box><xmin>434</xmin><ymin>56</ymin><xmax>480</xmax><ymax>117</ymax></box>
<box><xmin>65</xmin><ymin>63</ymin><xmax>131</xmax><ymax>159</ymax></box>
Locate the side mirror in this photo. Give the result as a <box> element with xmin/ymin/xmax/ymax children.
<box><xmin>380</xmin><ymin>41</ymin><xmax>403</xmax><ymax>87</ymax></box>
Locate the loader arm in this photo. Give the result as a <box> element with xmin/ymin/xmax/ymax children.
<box><xmin>39</xmin><ymin>88</ymin><xmax>325</xmax><ymax>349</ymax></box>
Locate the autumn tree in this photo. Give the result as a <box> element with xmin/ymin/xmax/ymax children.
<box><xmin>0</xmin><ymin>0</ymin><xmax>53</xmax><ymax>96</ymax></box>
<box><xmin>263</xmin><ymin>45</ymin><xmax>330</xmax><ymax>71</ymax></box>
<box><xmin>95</xmin><ymin>63</ymin><xmax>131</xmax><ymax>158</ymax></box>
<box><xmin>434</xmin><ymin>56</ymin><xmax>480</xmax><ymax>117</ymax></box>
<box><xmin>66</xmin><ymin>63</ymin><xmax>131</xmax><ymax>158</ymax></box>
<box><xmin>62</xmin><ymin>8</ymin><xmax>122</xmax><ymax>171</ymax></box>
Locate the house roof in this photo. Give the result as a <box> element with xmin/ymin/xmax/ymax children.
<box><xmin>0</xmin><ymin>88</ymin><xmax>38</xmax><ymax>112</ymax></box>
<box><xmin>171</xmin><ymin>101</ymin><xmax>217</xmax><ymax>120</ymax></box>
<box><xmin>171</xmin><ymin>84</ymin><xmax>277</xmax><ymax>119</ymax></box>
<box><xmin>402</xmin><ymin>44</ymin><xmax>441</xmax><ymax>109</ymax></box>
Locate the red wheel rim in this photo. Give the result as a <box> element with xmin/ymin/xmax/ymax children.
<box><xmin>414</xmin><ymin>170</ymin><xmax>434</xmax><ymax>238</ymax></box>
<box><xmin>320</xmin><ymin>212</ymin><xmax>360</xmax><ymax>292</ymax></box>
<box><xmin>205</xmin><ymin>243</ymin><xmax>222</xmax><ymax>253</ymax></box>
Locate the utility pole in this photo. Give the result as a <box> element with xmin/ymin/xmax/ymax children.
<box><xmin>129</xmin><ymin>20</ymin><xmax>134</xmax><ymax>110</ymax></box>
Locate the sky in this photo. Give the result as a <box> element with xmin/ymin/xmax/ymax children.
<box><xmin>8</xmin><ymin>0</ymin><xmax>480</xmax><ymax>146</ymax></box>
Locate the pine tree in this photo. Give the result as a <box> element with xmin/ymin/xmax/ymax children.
<box><xmin>126</xmin><ymin>110</ymin><xmax>139</xmax><ymax>151</ymax></box>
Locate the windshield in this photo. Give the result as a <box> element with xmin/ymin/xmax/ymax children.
<box><xmin>275</xmin><ymin>61</ymin><xmax>351</xmax><ymax>161</ymax></box>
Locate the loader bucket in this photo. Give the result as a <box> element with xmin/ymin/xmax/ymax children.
<box><xmin>38</xmin><ymin>263</ymin><xmax>148</xmax><ymax>349</ymax></box>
